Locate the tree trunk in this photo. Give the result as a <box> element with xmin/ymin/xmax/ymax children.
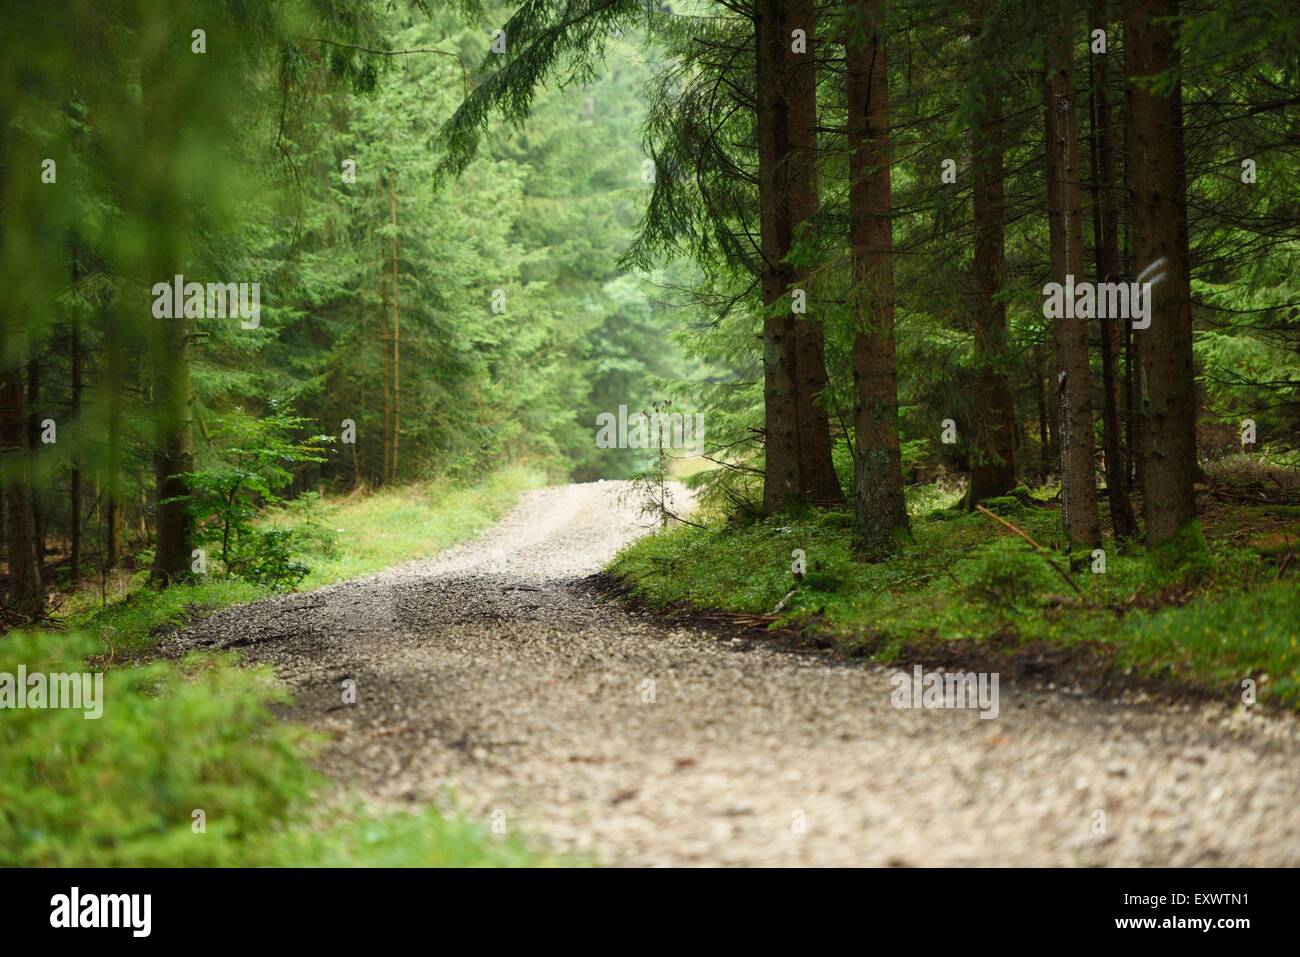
<box><xmin>1</xmin><ymin>332</ymin><xmax>43</xmax><ymax>621</ymax></box>
<box><xmin>143</xmin><ymin>37</ymin><xmax>194</xmax><ymax>587</ymax></box>
<box><xmin>755</xmin><ymin>0</ymin><xmax>842</xmax><ymax>513</ymax></box>
<box><xmin>1124</xmin><ymin>268</ymin><xmax>1138</xmax><ymax>491</ymax></box>
<box><xmin>70</xmin><ymin>288</ymin><xmax>83</xmax><ymax>581</ymax></box>
<box><xmin>149</xmin><ymin>300</ymin><xmax>194</xmax><ymax>585</ymax></box>
<box><xmin>1036</xmin><ymin>345</ymin><xmax>1050</xmax><ymax>481</ymax></box>
<box><xmin>1088</xmin><ymin>0</ymin><xmax>1138</xmax><ymax>539</ymax></box>
<box><xmin>26</xmin><ymin>353</ymin><xmax>46</xmax><ymax>568</ymax></box>
<box><xmin>786</xmin><ymin>0</ymin><xmax>842</xmax><ymax>506</ymax></box>
<box><xmin>0</xmin><ymin>115</ymin><xmax>42</xmax><ymax>620</ymax></box>
<box><xmin>1044</xmin><ymin>5</ymin><xmax>1101</xmax><ymax>548</ymax></box>
<box><xmin>389</xmin><ymin>181</ymin><xmax>401</xmax><ymax>483</ymax></box>
<box><xmin>967</xmin><ymin>15</ymin><xmax>1017</xmax><ymax>505</ymax></box>
<box><xmin>105</xmin><ymin>298</ymin><xmax>121</xmax><ymax>571</ymax></box>
<box><xmin>379</xmin><ymin>245</ymin><xmax>392</xmax><ymax>486</ymax></box>
<box><xmin>1124</xmin><ymin>0</ymin><xmax>1200</xmax><ymax>550</ymax></box>
<box><xmin>847</xmin><ymin>0</ymin><xmax>909</xmax><ymax>553</ymax></box>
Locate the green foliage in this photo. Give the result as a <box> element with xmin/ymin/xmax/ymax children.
<box><xmin>187</xmin><ymin>404</ymin><xmax>329</xmax><ymax>584</ymax></box>
<box><xmin>955</xmin><ymin>539</ymin><xmax>1058</xmax><ymax>609</ymax></box>
<box><xmin>0</xmin><ymin>630</ymin><xmax>315</xmax><ymax>866</ymax></box>
<box><xmin>2</xmin><ymin>2</ymin><xmax>688</xmax><ymax>595</ymax></box>
<box><xmin>1115</xmin><ymin>582</ymin><xmax>1300</xmax><ymax>705</ymax></box>
<box><xmin>611</xmin><ymin>0</ymin><xmax>1300</xmax><ymax>506</ymax></box>
<box><xmin>8</xmin><ymin>467</ymin><xmax>558</xmax><ymax>866</ymax></box>
<box><xmin>1144</xmin><ymin>519</ymin><xmax>1211</xmax><ymax>583</ymax></box>
<box><xmin>222</xmin><ymin>6</ymin><xmax>688</xmax><ymax>489</ymax></box>
<box><xmin>231</xmin><ymin>528</ymin><xmax>311</xmax><ymax>590</ymax></box>
<box><xmin>61</xmin><ymin>466</ymin><xmax>545</xmax><ymax>652</ymax></box>
<box><xmin>610</xmin><ymin>489</ymin><xmax>1300</xmax><ymax>708</ymax></box>
<box><xmin>0</xmin><ymin>630</ymin><xmax>558</xmax><ymax>866</ymax></box>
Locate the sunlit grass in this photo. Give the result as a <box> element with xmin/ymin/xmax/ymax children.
<box><xmin>610</xmin><ymin>487</ymin><xmax>1300</xmax><ymax>707</ymax></box>
<box><xmin>289</xmin><ymin>465</ymin><xmax>544</xmax><ymax>588</ymax></box>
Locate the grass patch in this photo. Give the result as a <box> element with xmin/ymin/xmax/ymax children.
<box><xmin>609</xmin><ymin>489</ymin><xmax>1299</xmax><ymax>708</ymax></box>
<box><xmin>3</xmin><ymin>466</ymin><xmax>558</xmax><ymax>866</ymax></box>
<box><xmin>290</xmin><ymin>465</ymin><xmax>544</xmax><ymax>589</ymax></box>
<box><xmin>57</xmin><ymin>465</ymin><xmax>544</xmax><ymax>654</ymax></box>
<box><xmin>0</xmin><ymin>630</ymin><xmax>560</xmax><ymax>866</ymax></box>
<box><xmin>1113</xmin><ymin>582</ymin><xmax>1298</xmax><ymax>706</ymax></box>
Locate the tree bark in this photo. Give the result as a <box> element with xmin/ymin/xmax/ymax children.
<box><xmin>967</xmin><ymin>13</ymin><xmax>1017</xmax><ymax>505</ymax></box>
<box><xmin>143</xmin><ymin>37</ymin><xmax>194</xmax><ymax>587</ymax></box>
<box><xmin>1124</xmin><ymin>0</ymin><xmax>1199</xmax><ymax>549</ymax></box>
<box><xmin>149</xmin><ymin>298</ymin><xmax>194</xmax><ymax>585</ymax></box>
<box><xmin>1</xmin><ymin>368</ymin><xmax>43</xmax><ymax>620</ymax></box>
<box><xmin>105</xmin><ymin>299</ymin><xmax>121</xmax><ymax>571</ymax></box>
<box><xmin>1088</xmin><ymin>0</ymin><xmax>1138</xmax><ymax>539</ymax></box>
<box><xmin>26</xmin><ymin>353</ymin><xmax>46</xmax><ymax>568</ymax></box>
<box><xmin>1</xmin><ymin>346</ymin><xmax>43</xmax><ymax>621</ymax></box>
<box><xmin>389</xmin><ymin>180</ymin><xmax>401</xmax><ymax>483</ymax></box>
<box><xmin>70</xmin><ymin>260</ymin><xmax>83</xmax><ymax>582</ymax></box>
<box><xmin>379</xmin><ymin>242</ymin><xmax>392</xmax><ymax>486</ymax></box>
<box><xmin>1044</xmin><ymin>5</ymin><xmax>1101</xmax><ymax>548</ymax></box>
<box><xmin>1035</xmin><ymin>345</ymin><xmax>1050</xmax><ymax>481</ymax></box>
<box><xmin>1124</xmin><ymin>267</ymin><xmax>1138</xmax><ymax>491</ymax></box>
<box><xmin>0</xmin><ymin>115</ymin><xmax>42</xmax><ymax>619</ymax></box>
<box><xmin>847</xmin><ymin>0</ymin><xmax>909</xmax><ymax>553</ymax></box>
<box><xmin>756</xmin><ymin>0</ymin><xmax>842</xmax><ymax>513</ymax></box>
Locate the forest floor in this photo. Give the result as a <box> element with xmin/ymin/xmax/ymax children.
<box><xmin>168</xmin><ymin>480</ymin><xmax>1300</xmax><ymax>866</ymax></box>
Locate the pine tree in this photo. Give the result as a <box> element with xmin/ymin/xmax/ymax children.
<box><xmin>1044</xmin><ymin>2</ymin><xmax>1101</xmax><ymax>548</ymax></box>
<box><xmin>847</xmin><ymin>0</ymin><xmax>908</xmax><ymax>552</ymax></box>
<box><xmin>1124</xmin><ymin>0</ymin><xmax>1200</xmax><ymax>555</ymax></box>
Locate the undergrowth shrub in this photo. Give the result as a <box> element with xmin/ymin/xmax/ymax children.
<box><xmin>231</xmin><ymin>528</ymin><xmax>311</xmax><ymax>590</ymax></box>
<box><xmin>0</xmin><ymin>630</ymin><xmax>317</xmax><ymax>866</ymax></box>
<box><xmin>0</xmin><ymin>630</ymin><xmax>556</xmax><ymax>865</ymax></box>
<box><xmin>956</xmin><ymin>538</ymin><xmax>1057</xmax><ymax>609</ymax></box>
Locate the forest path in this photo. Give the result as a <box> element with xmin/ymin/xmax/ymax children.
<box><xmin>173</xmin><ymin>481</ymin><xmax>1300</xmax><ymax>865</ymax></box>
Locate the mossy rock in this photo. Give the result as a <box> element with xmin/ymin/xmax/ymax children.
<box><xmin>977</xmin><ymin>494</ymin><xmax>1028</xmax><ymax>516</ymax></box>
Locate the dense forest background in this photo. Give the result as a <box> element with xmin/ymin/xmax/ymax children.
<box><xmin>1</xmin><ymin>0</ymin><xmax>1297</xmax><ymax>623</ymax></box>
<box><xmin>1</xmin><ymin>1</ymin><xmax>697</xmax><ymax>613</ymax></box>
<box><xmin>1</xmin><ymin>0</ymin><xmax>1299</xmax><ymax>874</ymax></box>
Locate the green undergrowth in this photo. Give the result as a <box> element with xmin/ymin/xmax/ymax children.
<box><xmin>0</xmin><ymin>630</ymin><xmax>562</xmax><ymax>866</ymax></box>
<box><xmin>609</xmin><ymin>487</ymin><xmax>1299</xmax><ymax>708</ymax></box>
<box><xmin>57</xmin><ymin>465</ymin><xmax>544</xmax><ymax>655</ymax></box>
<box><xmin>3</xmin><ymin>466</ymin><xmax>558</xmax><ymax>866</ymax></box>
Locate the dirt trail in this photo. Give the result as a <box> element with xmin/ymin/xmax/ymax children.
<box><xmin>173</xmin><ymin>481</ymin><xmax>1300</xmax><ymax>866</ymax></box>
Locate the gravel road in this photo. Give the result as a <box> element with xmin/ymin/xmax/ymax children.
<box><xmin>172</xmin><ymin>481</ymin><xmax>1300</xmax><ymax>866</ymax></box>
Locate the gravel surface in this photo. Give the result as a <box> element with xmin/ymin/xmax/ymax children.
<box><xmin>172</xmin><ymin>481</ymin><xmax>1300</xmax><ymax>866</ymax></box>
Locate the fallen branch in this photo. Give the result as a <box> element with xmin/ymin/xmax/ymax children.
<box><xmin>975</xmin><ymin>505</ymin><xmax>1085</xmax><ymax>598</ymax></box>
<box><xmin>770</xmin><ymin>588</ymin><xmax>797</xmax><ymax>615</ymax></box>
